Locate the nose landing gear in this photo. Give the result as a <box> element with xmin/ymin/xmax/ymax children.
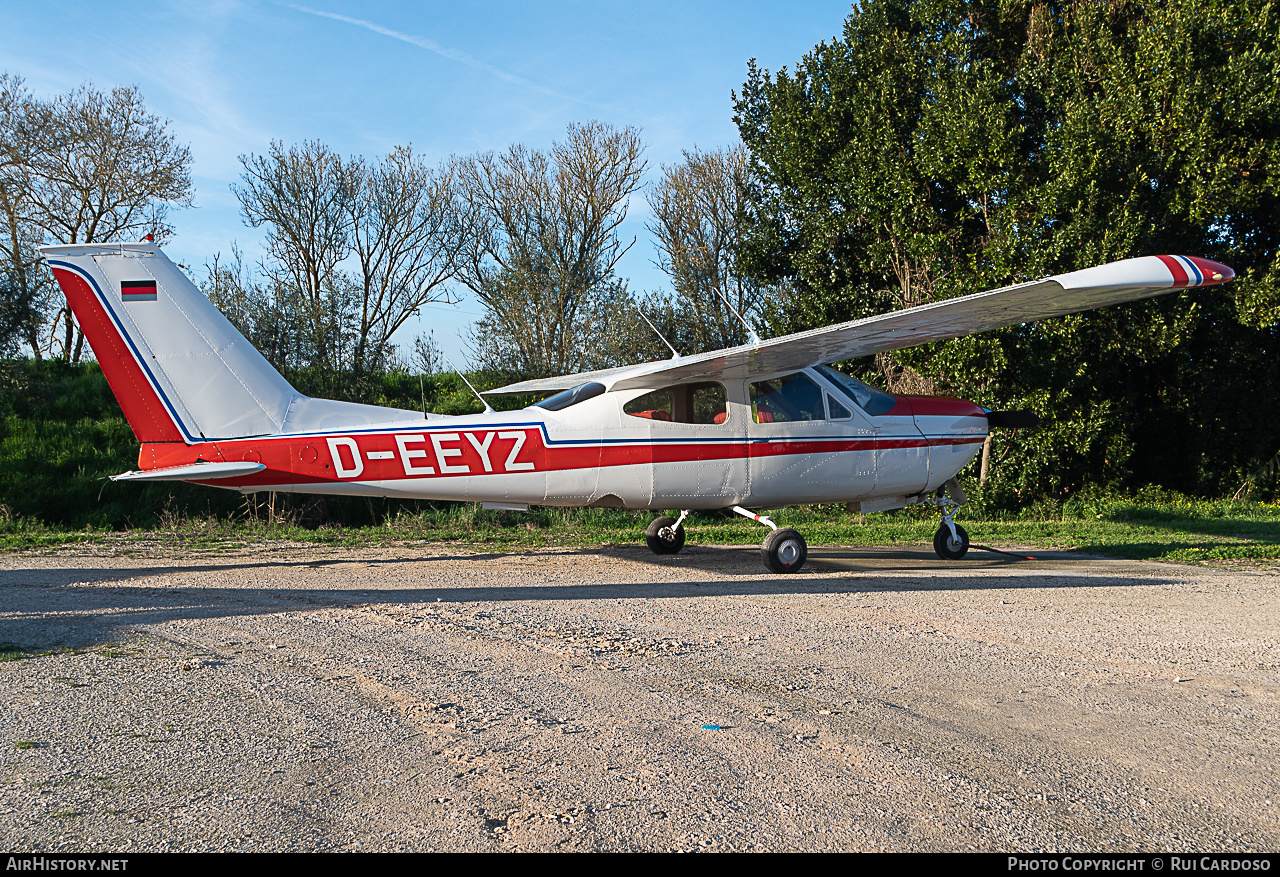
<box><xmin>928</xmin><ymin>477</ymin><xmax>970</xmax><ymax>561</ymax></box>
<box><xmin>933</xmin><ymin>520</ymin><xmax>970</xmax><ymax>560</ymax></box>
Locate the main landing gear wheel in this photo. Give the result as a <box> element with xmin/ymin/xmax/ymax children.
<box><xmin>933</xmin><ymin>523</ymin><xmax>970</xmax><ymax>560</ymax></box>
<box><xmin>762</xmin><ymin>528</ymin><xmax>807</xmax><ymax>573</ymax></box>
<box><xmin>646</xmin><ymin>516</ymin><xmax>685</xmax><ymax>555</ymax></box>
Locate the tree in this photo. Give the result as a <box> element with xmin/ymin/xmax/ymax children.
<box><xmin>0</xmin><ymin>74</ymin><xmax>48</xmax><ymax>358</ymax></box>
<box><xmin>646</xmin><ymin>146</ymin><xmax>770</xmax><ymax>353</ymax></box>
<box><xmin>201</xmin><ymin>245</ymin><xmax>316</xmax><ymax>375</ymax></box>
<box><xmin>234</xmin><ymin>140</ymin><xmax>356</xmax><ymax>373</ymax></box>
<box><xmin>347</xmin><ymin>146</ymin><xmax>469</xmax><ymax>377</ymax></box>
<box><xmin>411</xmin><ymin>330</ymin><xmax>443</xmax><ymax>375</ymax></box>
<box><xmin>0</xmin><ymin>78</ymin><xmax>193</xmax><ymax>362</ymax></box>
<box><xmin>233</xmin><ymin>142</ymin><xmax>470</xmax><ymax>384</ymax></box>
<box><xmin>455</xmin><ymin>121</ymin><xmax>647</xmax><ymax>378</ymax></box>
<box><xmin>733</xmin><ymin>0</ymin><xmax>1280</xmax><ymax>501</ymax></box>
<box><xmin>22</xmin><ymin>84</ymin><xmax>191</xmax><ymax>246</ymax></box>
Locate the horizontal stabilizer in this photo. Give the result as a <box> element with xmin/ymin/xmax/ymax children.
<box><xmin>110</xmin><ymin>462</ymin><xmax>267</xmax><ymax>482</ymax></box>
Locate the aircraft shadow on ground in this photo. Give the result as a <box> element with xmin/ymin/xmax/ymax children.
<box><xmin>1072</xmin><ymin>539</ymin><xmax>1280</xmax><ymax>559</ymax></box>
<box><xmin>0</xmin><ymin>548</ymin><xmax>1179</xmax><ymax>651</ymax></box>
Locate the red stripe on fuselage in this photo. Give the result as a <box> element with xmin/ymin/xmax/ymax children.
<box><xmin>50</xmin><ymin>267</ymin><xmax>184</xmax><ymax>443</ymax></box>
<box><xmin>169</xmin><ymin>428</ymin><xmax>986</xmax><ymax>490</ymax></box>
<box><xmin>876</xmin><ymin>396</ymin><xmax>986</xmax><ymax>418</ymax></box>
<box><xmin>895</xmin><ymin>396</ymin><xmax>986</xmax><ymax>418</ymax></box>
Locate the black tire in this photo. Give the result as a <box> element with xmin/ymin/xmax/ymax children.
<box><xmin>933</xmin><ymin>523</ymin><xmax>969</xmax><ymax>560</ymax></box>
<box><xmin>646</xmin><ymin>516</ymin><xmax>685</xmax><ymax>555</ymax></box>
<box><xmin>762</xmin><ymin>528</ymin><xmax>807</xmax><ymax>573</ymax></box>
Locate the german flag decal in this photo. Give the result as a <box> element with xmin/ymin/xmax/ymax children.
<box><xmin>121</xmin><ymin>280</ymin><xmax>157</xmax><ymax>301</ymax></box>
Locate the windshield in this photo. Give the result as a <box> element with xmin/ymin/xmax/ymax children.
<box><xmin>533</xmin><ymin>382</ymin><xmax>606</xmax><ymax>411</ymax></box>
<box><xmin>814</xmin><ymin>366</ymin><xmax>896</xmax><ymax>415</ymax></box>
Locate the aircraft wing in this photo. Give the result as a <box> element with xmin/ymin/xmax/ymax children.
<box><xmin>485</xmin><ymin>255</ymin><xmax>1234</xmax><ymax>396</ymax></box>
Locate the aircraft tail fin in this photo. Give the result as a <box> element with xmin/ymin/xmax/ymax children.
<box><xmin>42</xmin><ymin>243</ymin><xmax>423</xmax><ymax>445</ymax></box>
<box><xmin>43</xmin><ymin>243</ymin><xmax>299</xmax><ymax>443</ymax></box>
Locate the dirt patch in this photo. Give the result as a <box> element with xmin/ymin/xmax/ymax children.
<box><xmin>2</xmin><ymin>544</ymin><xmax>1276</xmax><ymax>851</ymax></box>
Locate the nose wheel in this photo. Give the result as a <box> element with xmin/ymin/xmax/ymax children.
<box><xmin>933</xmin><ymin>522</ymin><xmax>969</xmax><ymax>560</ymax></box>
<box><xmin>928</xmin><ymin>477</ymin><xmax>970</xmax><ymax>561</ymax></box>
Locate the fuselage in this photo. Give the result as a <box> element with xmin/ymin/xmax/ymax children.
<box><xmin>144</xmin><ymin>367</ymin><xmax>988</xmax><ymax>511</ymax></box>
<box><xmin>40</xmin><ymin>243</ymin><xmax>992</xmax><ymax>513</ymax></box>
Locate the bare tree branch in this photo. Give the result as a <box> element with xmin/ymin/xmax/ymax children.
<box><xmin>456</xmin><ymin>121</ymin><xmax>647</xmax><ymax>377</ymax></box>
<box><xmin>234</xmin><ymin>140</ymin><xmax>355</xmax><ymax>369</ymax></box>
<box><xmin>3</xmin><ymin>80</ymin><xmax>192</xmax><ymax>361</ymax></box>
<box><xmin>22</xmin><ymin>84</ymin><xmax>191</xmax><ymax>245</ymax></box>
<box><xmin>347</xmin><ymin>146</ymin><xmax>469</xmax><ymax>375</ymax></box>
<box><xmin>646</xmin><ymin>145</ymin><xmax>769</xmax><ymax>352</ymax></box>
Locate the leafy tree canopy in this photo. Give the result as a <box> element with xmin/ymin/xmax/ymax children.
<box><xmin>734</xmin><ymin>0</ymin><xmax>1280</xmax><ymax>502</ymax></box>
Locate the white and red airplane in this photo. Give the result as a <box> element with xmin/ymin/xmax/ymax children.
<box><xmin>43</xmin><ymin>243</ymin><xmax>1233</xmax><ymax>573</ymax></box>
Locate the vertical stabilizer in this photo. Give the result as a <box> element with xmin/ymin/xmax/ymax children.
<box><xmin>43</xmin><ymin>243</ymin><xmax>299</xmax><ymax>442</ymax></box>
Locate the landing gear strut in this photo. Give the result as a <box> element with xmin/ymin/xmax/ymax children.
<box><xmin>645</xmin><ymin>510</ymin><xmax>689</xmax><ymax>555</ymax></box>
<box><xmin>733</xmin><ymin>506</ymin><xmax>808</xmax><ymax>573</ymax></box>
<box><xmin>928</xmin><ymin>477</ymin><xmax>970</xmax><ymax>561</ymax></box>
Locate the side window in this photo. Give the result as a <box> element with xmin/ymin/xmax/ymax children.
<box><xmin>625</xmin><ymin>382</ymin><xmax>727</xmax><ymax>424</ymax></box>
<box><xmin>534</xmin><ymin>382</ymin><xmax>606</xmax><ymax>411</ymax></box>
<box><xmin>689</xmin><ymin>383</ymin><xmax>728</xmax><ymax>424</ymax></box>
<box><xmin>750</xmin><ymin>373</ymin><xmax>825</xmax><ymax>423</ymax></box>
<box><xmin>623</xmin><ymin>387</ymin><xmax>673</xmax><ymax>421</ymax></box>
<box><xmin>827</xmin><ymin>393</ymin><xmax>852</xmax><ymax>420</ymax></box>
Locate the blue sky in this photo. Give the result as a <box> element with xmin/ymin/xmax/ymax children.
<box><xmin>1</xmin><ymin>0</ymin><xmax>854</xmax><ymax>365</ymax></box>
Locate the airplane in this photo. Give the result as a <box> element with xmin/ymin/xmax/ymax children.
<box><xmin>42</xmin><ymin>243</ymin><xmax>1233</xmax><ymax>573</ymax></box>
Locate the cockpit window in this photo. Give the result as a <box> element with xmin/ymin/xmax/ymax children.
<box><xmin>815</xmin><ymin>365</ymin><xmax>896</xmax><ymax>415</ymax></box>
<box><xmin>625</xmin><ymin>382</ymin><xmax>727</xmax><ymax>424</ymax></box>
<box><xmin>750</xmin><ymin>373</ymin><xmax>825</xmax><ymax>423</ymax></box>
<box><xmin>534</xmin><ymin>382</ymin><xmax>606</xmax><ymax>411</ymax></box>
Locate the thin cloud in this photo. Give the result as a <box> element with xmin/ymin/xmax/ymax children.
<box><xmin>289</xmin><ymin>5</ymin><xmax>593</xmax><ymax>106</ymax></box>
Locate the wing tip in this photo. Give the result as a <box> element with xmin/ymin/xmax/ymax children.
<box><xmin>1157</xmin><ymin>255</ymin><xmax>1235</xmax><ymax>287</ymax></box>
<box><xmin>1057</xmin><ymin>254</ymin><xmax>1236</xmax><ymax>292</ymax></box>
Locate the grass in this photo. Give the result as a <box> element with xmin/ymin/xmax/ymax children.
<box><xmin>0</xmin><ymin>642</ymin><xmax>72</xmax><ymax>662</ymax></box>
<box><xmin>0</xmin><ymin>494</ymin><xmax>1278</xmax><ymax>566</ymax></box>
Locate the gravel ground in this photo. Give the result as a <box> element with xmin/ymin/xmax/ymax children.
<box><xmin>1</xmin><ymin>542</ymin><xmax>1277</xmax><ymax>852</ymax></box>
